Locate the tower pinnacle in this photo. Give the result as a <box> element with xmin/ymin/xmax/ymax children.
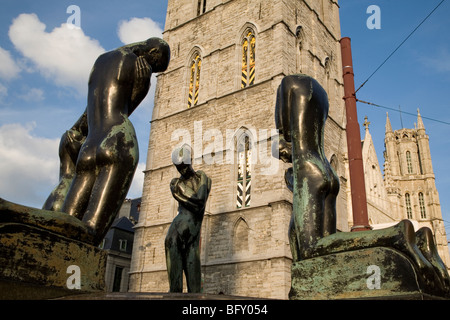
<box><xmin>385</xmin><ymin>112</ymin><xmax>393</xmax><ymax>133</ymax></box>
<box><xmin>417</xmin><ymin>108</ymin><xmax>425</xmax><ymax>131</ymax></box>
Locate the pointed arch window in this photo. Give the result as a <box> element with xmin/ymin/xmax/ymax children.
<box><xmin>241</xmin><ymin>29</ymin><xmax>256</xmax><ymax>88</ymax></box>
<box><xmin>233</xmin><ymin>217</ymin><xmax>249</xmax><ymax>253</ymax></box>
<box><xmin>406</xmin><ymin>151</ymin><xmax>413</xmax><ymax>174</ymax></box>
<box><xmin>187</xmin><ymin>52</ymin><xmax>202</xmax><ymax>108</ymax></box>
<box><xmin>405</xmin><ymin>193</ymin><xmax>413</xmax><ymax>219</ymax></box>
<box><xmin>419</xmin><ymin>192</ymin><xmax>426</xmax><ymax>219</ymax></box>
<box><xmin>236</xmin><ymin>135</ymin><xmax>252</xmax><ymax>208</ymax></box>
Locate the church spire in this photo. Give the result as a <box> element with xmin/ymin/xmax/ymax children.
<box><xmin>385</xmin><ymin>112</ymin><xmax>393</xmax><ymax>133</ymax></box>
<box><xmin>417</xmin><ymin>108</ymin><xmax>425</xmax><ymax>131</ymax></box>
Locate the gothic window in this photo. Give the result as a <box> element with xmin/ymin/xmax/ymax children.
<box><xmin>233</xmin><ymin>217</ymin><xmax>249</xmax><ymax>254</ymax></box>
<box><xmin>406</xmin><ymin>151</ymin><xmax>413</xmax><ymax>174</ymax></box>
<box><xmin>419</xmin><ymin>192</ymin><xmax>426</xmax><ymax>219</ymax></box>
<box><xmin>241</xmin><ymin>29</ymin><xmax>256</xmax><ymax>88</ymax></box>
<box><xmin>296</xmin><ymin>26</ymin><xmax>304</xmax><ymax>73</ymax></box>
<box><xmin>236</xmin><ymin>135</ymin><xmax>252</xmax><ymax>208</ymax></box>
<box><xmin>405</xmin><ymin>193</ymin><xmax>413</xmax><ymax>219</ymax></box>
<box><xmin>187</xmin><ymin>52</ymin><xmax>202</xmax><ymax>108</ymax></box>
<box><xmin>197</xmin><ymin>0</ymin><xmax>206</xmax><ymax>15</ymax></box>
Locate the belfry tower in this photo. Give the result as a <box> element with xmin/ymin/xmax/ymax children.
<box><xmin>384</xmin><ymin>110</ymin><xmax>450</xmax><ymax>268</ymax></box>
<box><xmin>129</xmin><ymin>0</ymin><xmax>349</xmax><ymax>299</ymax></box>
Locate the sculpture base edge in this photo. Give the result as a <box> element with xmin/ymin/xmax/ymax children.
<box><xmin>289</xmin><ymin>247</ymin><xmax>448</xmax><ymax>300</ymax></box>
<box><xmin>0</xmin><ymin>222</ymin><xmax>107</xmax><ymax>299</ymax></box>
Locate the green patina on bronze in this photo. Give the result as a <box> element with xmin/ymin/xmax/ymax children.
<box><xmin>273</xmin><ymin>74</ymin><xmax>450</xmax><ymax>299</ymax></box>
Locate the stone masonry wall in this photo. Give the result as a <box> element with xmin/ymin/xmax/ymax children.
<box><xmin>129</xmin><ymin>0</ymin><xmax>348</xmax><ymax>299</ymax></box>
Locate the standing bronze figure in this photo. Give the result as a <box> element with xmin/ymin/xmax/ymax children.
<box><xmin>165</xmin><ymin>144</ymin><xmax>211</xmax><ymax>293</ymax></box>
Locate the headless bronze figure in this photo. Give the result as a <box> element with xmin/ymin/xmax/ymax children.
<box><xmin>165</xmin><ymin>144</ymin><xmax>211</xmax><ymax>293</ymax></box>
<box><xmin>43</xmin><ymin>38</ymin><xmax>170</xmax><ymax>245</ymax></box>
<box><xmin>0</xmin><ymin>39</ymin><xmax>170</xmax><ymax>295</ymax></box>
<box><xmin>274</xmin><ymin>74</ymin><xmax>450</xmax><ymax>296</ymax></box>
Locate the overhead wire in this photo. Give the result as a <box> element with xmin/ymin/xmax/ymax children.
<box><xmin>355</xmin><ymin>0</ymin><xmax>447</xmax><ymax>94</ymax></box>
<box><xmin>357</xmin><ymin>98</ymin><xmax>450</xmax><ymax>126</ymax></box>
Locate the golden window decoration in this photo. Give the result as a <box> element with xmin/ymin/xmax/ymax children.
<box><xmin>187</xmin><ymin>53</ymin><xmax>202</xmax><ymax>108</ymax></box>
<box><xmin>241</xmin><ymin>29</ymin><xmax>256</xmax><ymax>88</ymax></box>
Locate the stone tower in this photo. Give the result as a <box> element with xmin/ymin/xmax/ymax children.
<box><xmin>129</xmin><ymin>0</ymin><xmax>349</xmax><ymax>299</ymax></box>
<box><xmin>383</xmin><ymin>110</ymin><xmax>450</xmax><ymax>268</ymax></box>
<box><xmin>361</xmin><ymin>116</ymin><xmax>391</xmax><ymax>226</ymax></box>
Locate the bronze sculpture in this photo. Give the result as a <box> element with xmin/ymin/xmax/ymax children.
<box><xmin>165</xmin><ymin>144</ymin><xmax>211</xmax><ymax>293</ymax></box>
<box><xmin>273</xmin><ymin>74</ymin><xmax>450</xmax><ymax>298</ymax></box>
<box><xmin>2</xmin><ymin>37</ymin><xmax>170</xmax><ymax>246</ymax></box>
<box><xmin>274</xmin><ymin>74</ymin><xmax>340</xmax><ymax>262</ymax></box>
<box><xmin>0</xmin><ymin>37</ymin><xmax>170</xmax><ymax>297</ymax></box>
<box><xmin>43</xmin><ymin>37</ymin><xmax>170</xmax><ymax>245</ymax></box>
<box><xmin>43</xmin><ymin>110</ymin><xmax>88</xmax><ymax>212</ymax></box>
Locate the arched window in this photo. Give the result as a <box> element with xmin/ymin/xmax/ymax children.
<box><xmin>233</xmin><ymin>217</ymin><xmax>249</xmax><ymax>254</ymax></box>
<box><xmin>406</xmin><ymin>151</ymin><xmax>413</xmax><ymax>174</ymax></box>
<box><xmin>419</xmin><ymin>192</ymin><xmax>426</xmax><ymax>219</ymax></box>
<box><xmin>187</xmin><ymin>52</ymin><xmax>202</xmax><ymax>108</ymax></box>
<box><xmin>405</xmin><ymin>193</ymin><xmax>412</xmax><ymax>219</ymax></box>
<box><xmin>241</xmin><ymin>29</ymin><xmax>256</xmax><ymax>88</ymax></box>
<box><xmin>236</xmin><ymin>135</ymin><xmax>252</xmax><ymax>208</ymax></box>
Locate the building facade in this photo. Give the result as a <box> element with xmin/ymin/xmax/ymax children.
<box><xmin>129</xmin><ymin>0</ymin><xmax>349</xmax><ymax>299</ymax></box>
<box><xmin>361</xmin><ymin>112</ymin><xmax>450</xmax><ymax>269</ymax></box>
<box><xmin>102</xmin><ymin>198</ymin><xmax>141</xmax><ymax>292</ymax></box>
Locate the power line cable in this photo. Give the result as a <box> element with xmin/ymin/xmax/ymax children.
<box><xmin>357</xmin><ymin>98</ymin><xmax>450</xmax><ymax>126</ymax></box>
<box><xmin>355</xmin><ymin>0</ymin><xmax>446</xmax><ymax>94</ymax></box>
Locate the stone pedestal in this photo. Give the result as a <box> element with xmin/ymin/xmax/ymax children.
<box><xmin>0</xmin><ymin>198</ymin><xmax>107</xmax><ymax>300</ymax></box>
<box><xmin>289</xmin><ymin>247</ymin><xmax>447</xmax><ymax>300</ymax></box>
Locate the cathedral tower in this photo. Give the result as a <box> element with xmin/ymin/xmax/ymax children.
<box><xmin>129</xmin><ymin>0</ymin><xmax>348</xmax><ymax>299</ymax></box>
<box><xmin>383</xmin><ymin>110</ymin><xmax>450</xmax><ymax>267</ymax></box>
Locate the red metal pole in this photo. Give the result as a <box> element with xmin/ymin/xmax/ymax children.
<box><xmin>340</xmin><ymin>37</ymin><xmax>371</xmax><ymax>232</ymax></box>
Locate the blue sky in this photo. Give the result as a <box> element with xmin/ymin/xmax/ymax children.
<box><xmin>0</xmin><ymin>1</ymin><xmax>449</xmax><ymax>239</ymax></box>
<box><xmin>339</xmin><ymin>0</ymin><xmax>450</xmax><ymax>236</ymax></box>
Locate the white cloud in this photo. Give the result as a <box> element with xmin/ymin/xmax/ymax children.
<box><xmin>0</xmin><ymin>121</ymin><xmax>146</xmax><ymax>208</ymax></box>
<box><xmin>117</xmin><ymin>17</ymin><xmax>163</xmax><ymax>45</ymax></box>
<box><xmin>0</xmin><ymin>122</ymin><xmax>59</xmax><ymax>207</ymax></box>
<box><xmin>0</xmin><ymin>121</ymin><xmax>145</xmax><ymax>208</ymax></box>
<box><xmin>0</xmin><ymin>47</ymin><xmax>21</xmax><ymax>80</ymax></box>
<box><xmin>8</xmin><ymin>13</ymin><xmax>105</xmax><ymax>94</ymax></box>
<box><xmin>18</xmin><ymin>87</ymin><xmax>45</xmax><ymax>102</ymax></box>
<box><xmin>127</xmin><ymin>162</ymin><xmax>146</xmax><ymax>199</ymax></box>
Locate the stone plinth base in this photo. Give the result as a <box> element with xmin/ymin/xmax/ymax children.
<box><xmin>55</xmin><ymin>292</ymin><xmax>269</xmax><ymax>300</ymax></box>
<box><xmin>0</xmin><ymin>222</ymin><xmax>107</xmax><ymax>300</ymax></box>
<box><xmin>289</xmin><ymin>247</ymin><xmax>447</xmax><ymax>300</ymax></box>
